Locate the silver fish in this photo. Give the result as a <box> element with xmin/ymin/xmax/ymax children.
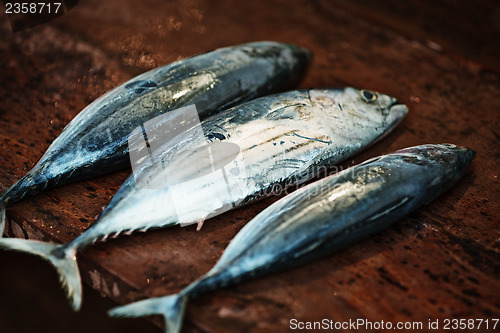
<box><xmin>0</xmin><ymin>88</ymin><xmax>407</xmax><ymax>310</ymax></box>
<box><xmin>0</xmin><ymin>41</ymin><xmax>311</xmax><ymax>234</ymax></box>
<box><xmin>108</xmin><ymin>144</ymin><xmax>475</xmax><ymax>333</ymax></box>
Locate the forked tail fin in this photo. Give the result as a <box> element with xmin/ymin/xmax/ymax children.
<box><xmin>109</xmin><ymin>294</ymin><xmax>188</xmax><ymax>333</ymax></box>
<box><xmin>0</xmin><ymin>238</ymin><xmax>82</xmax><ymax>310</ymax></box>
<box><xmin>0</xmin><ymin>204</ymin><xmax>5</xmax><ymax>236</ymax></box>
<box><xmin>0</xmin><ymin>171</ymin><xmax>46</xmax><ymax>237</ymax></box>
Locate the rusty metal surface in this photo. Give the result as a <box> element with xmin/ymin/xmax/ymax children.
<box><xmin>0</xmin><ymin>1</ymin><xmax>499</xmax><ymax>332</ymax></box>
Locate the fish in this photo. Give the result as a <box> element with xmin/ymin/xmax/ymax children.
<box><xmin>0</xmin><ymin>87</ymin><xmax>408</xmax><ymax>310</ymax></box>
<box><xmin>0</xmin><ymin>41</ymin><xmax>311</xmax><ymax>235</ymax></box>
<box><xmin>107</xmin><ymin>143</ymin><xmax>475</xmax><ymax>333</ymax></box>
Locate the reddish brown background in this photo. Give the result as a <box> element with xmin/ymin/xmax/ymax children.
<box><xmin>0</xmin><ymin>1</ymin><xmax>499</xmax><ymax>332</ymax></box>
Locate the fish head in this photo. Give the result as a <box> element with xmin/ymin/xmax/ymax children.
<box><xmin>282</xmin><ymin>43</ymin><xmax>312</xmax><ymax>73</ymax></box>
<box><xmin>242</xmin><ymin>42</ymin><xmax>311</xmax><ymax>84</ymax></box>
<box><xmin>392</xmin><ymin>144</ymin><xmax>475</xmax><ymax>198</ymax></box>
<box><xmin>345</xmin><ymin>87</ymin><xmax>408</xmax><ymax>128</ymax></box>
<box><xmin>396</xmin><ymin>144</ymin><xmax>475</xmax><ymax>174</ymax></box>
<box><xmin>308</xmin><ymin>87</ymin><xmax>408</xmax><ymax>134</ymax></box>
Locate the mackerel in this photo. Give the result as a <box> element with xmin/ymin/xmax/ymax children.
<box><xmin>108</xmin><ymin>144</ymin><xmax>475</xmax><ymax>333</ymax></box>
<box><xmin>0</xmin><ymin>87</ymin><xmax>407</xmax><ymax>310</ymax></box>
<box><xmin>0</xmin><ymin>41</ymin><xmax>311</xmax><ymax>234</ymax></box>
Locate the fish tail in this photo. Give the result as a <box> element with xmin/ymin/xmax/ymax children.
<box><xmin>0</xmin><ymin>203</ymin><xmax>5</xmax><ymax>236</ymax></box>
<box><xmin>0</xmin><ymin>166</ymin><xmax>52</xmax><ymax>207</ymax></box>
<box><xmin>0</xmin><ymin>238</ymin><xmax>82</xmax><ymax>310</ymax></box>
<box><xmin>109</xmin><ymin>294</ymin><xmax>188</xmax><ymax>333</ymax></box>
<box><xmin>0</xmin><ymin>167</ymin><xmax>54</xmax><ymax>237</ymax></box>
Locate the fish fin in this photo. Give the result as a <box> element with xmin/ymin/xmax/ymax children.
<box><xmin>0</xmin><ymin>238</ymin><xmax>82</xmax><ymax>310</ymax></box>
<box><xmin>109</xmin><ymin>294</ymin><xmax>187</xmax><ymax>333</ymax></box>
<box><xmin>196</xmin><ymin>220</ymin><xmax>204</xmax><ymax>231</ymax></box>
<box><xmin>0</xmin><ymin>204</ymin><xmax>5</xmax><ymax>236</ymax></box>
<box><xmin>366</xmin><ymin>196</ymin><xmax>411</xmax><ymax>222</ymax></box>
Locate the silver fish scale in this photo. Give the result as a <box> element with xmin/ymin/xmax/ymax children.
<box><xmin>68</xmin><ymin>87</ymin><xmax>407</xmax><ymax>251</ymax></box>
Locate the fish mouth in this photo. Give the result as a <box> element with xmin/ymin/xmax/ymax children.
<box><xmin>437</xmin><ymin>144</ymin><xmax>476</xmax><ymax>166</ymax></box>
<box><xmin>388</xmin><ymin>97</ymin><xmax>408</xmax><ymax>122</ymax></box>
<box><xmin>286</xmin><ymin>44</ymin><xmax>312</xmax><ymax>63</ymax></box>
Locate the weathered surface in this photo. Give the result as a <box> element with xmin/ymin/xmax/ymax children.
<box><xmin>0</xmin><ymin>1</ymin><xmax>498</xmax><ymax>332</ymax></box>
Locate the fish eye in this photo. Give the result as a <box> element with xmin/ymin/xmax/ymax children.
<box><xmin>361</xmin><ymin>90</ymin><xmax>377</xmax><ymax>103</ymax></box>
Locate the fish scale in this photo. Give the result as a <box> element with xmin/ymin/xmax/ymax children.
<box><xmin>0</xmin><ymin>87</ymin><xmax>407</xmax><ymax>311</ymax></box>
